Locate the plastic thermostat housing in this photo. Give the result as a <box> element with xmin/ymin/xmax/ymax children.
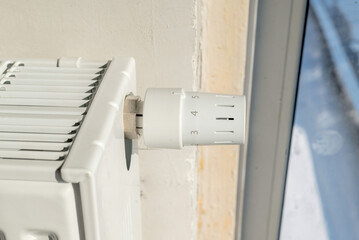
<box><xmin>142</xmin><ymin>88</ymin><xmax>246</xmax><ymax>149</ymax></box>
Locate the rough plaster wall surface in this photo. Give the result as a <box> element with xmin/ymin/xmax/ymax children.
<box><xmin>198</xmin><ymin>0</ymin><xmax>249</xmax><ymax>239</ymax></box>
<box><xmin>0</xmin><ymin>1</ymin><xmax>199</xmax><ymax>239</ymax></box>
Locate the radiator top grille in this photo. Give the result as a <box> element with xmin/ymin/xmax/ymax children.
<box><xmin>0</xmin><ymin>59</ymin><xmax>108</xmax><ymax>161</ymax></box>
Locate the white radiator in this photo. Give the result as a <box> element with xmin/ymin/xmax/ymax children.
<box><xmin>0</xmin><ymin>57</ymin><xmax>142</xmax><ymax>240</ymax></box>
<box><xmin>0</xmin><ymin>56</ymin><xmax>247</xmax><ymax>240</ymax></box>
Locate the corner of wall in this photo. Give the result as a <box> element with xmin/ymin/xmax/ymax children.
<box><xmin>197</xmin><ymin>0</ymin><xmax>249</xmax><ymax>239</ymax></box>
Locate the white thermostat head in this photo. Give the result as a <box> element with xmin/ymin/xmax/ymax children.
<box><xmin>142</xmin><ymin>88</ymin><xmax>246</xmax><ymax>149</ymax></box>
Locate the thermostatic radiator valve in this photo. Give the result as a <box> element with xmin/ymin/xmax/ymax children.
<box><xmin>124</xmin><ymin>88</ymin><xmax>246</xmax><ymax>149</ymax></box>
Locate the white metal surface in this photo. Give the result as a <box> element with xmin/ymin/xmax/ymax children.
<box><xmin>61</xmin><ymin>57</ymin><xmax>142</xmax><ymax>240</ymax></box>
<box><xmin>0</xmin><ymin>58</ymin><xmax>103</xmax><ymax>162</ymax></box>
<box><xmin>0</xmin><ymin>57</ymin><xmax>142</xmax><ymax>240</ymax></box>
<box><xmin>0</xmin><ymin>180</ymin><xmax>80</xmax><ymax>240</ymax></box>
<box><xmin>142</xmin><ymin>88</ymin><xmax>246</xmax><ymax>149</ymax></box>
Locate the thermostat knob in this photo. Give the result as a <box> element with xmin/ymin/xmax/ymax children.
<box><xmin>142</xmin><ymin>88</ymin><xmax>246</xmax><ymax>149</ymax></box>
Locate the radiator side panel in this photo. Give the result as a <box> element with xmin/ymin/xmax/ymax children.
<box><xmin>62</xmin><ymin>57</ymin><xmax>142</xmax><ymax>240</ymax></box>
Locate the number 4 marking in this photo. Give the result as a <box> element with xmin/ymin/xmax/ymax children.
<box><xmin>191</xmin><ymin>111</ymin><xmax>198</xmax><ymax>116</ymax></box>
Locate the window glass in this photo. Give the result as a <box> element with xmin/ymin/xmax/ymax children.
<box><xmin>280</xmin><ymin>0</ymin><xmax>359</xmax><ymax>239</ymax></box>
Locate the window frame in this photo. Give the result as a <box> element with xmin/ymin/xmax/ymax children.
<box><xmin>235</xmin><ymin>0</ymin><xmax>308</xmax><ymax>239</ymax></box>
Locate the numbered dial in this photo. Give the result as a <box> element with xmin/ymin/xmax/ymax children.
<box><xmin>182</xmin><ymin>92</ymin><xmax>245</xmax><ymax>146</ymax></box>
<box><xmin>142</xmin><ymin>88</ymin><xmax>246</xmax><ymax>149</ymax></box>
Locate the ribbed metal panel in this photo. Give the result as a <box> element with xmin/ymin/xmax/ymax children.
<box><xmin>0</xmin><ymin>59</ymin><xmax>107</xmax><ymax>161</ymax></box>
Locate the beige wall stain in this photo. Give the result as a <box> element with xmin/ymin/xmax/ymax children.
<box><xmin>198</xmin><ymin>0</ymin><xmax>249</xmax><ymax>239</ymax></box>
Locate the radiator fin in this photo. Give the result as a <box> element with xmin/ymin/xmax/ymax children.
<box><xmin>0</xmin><ymin>60</ymin><xmax>107</xmax><ymax>161</ymax></box>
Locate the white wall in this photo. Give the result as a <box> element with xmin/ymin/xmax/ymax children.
<box><xmin>0</xmin><ymin>0</ymin><xmax>200</xmax><ymax>239</ymax></box>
